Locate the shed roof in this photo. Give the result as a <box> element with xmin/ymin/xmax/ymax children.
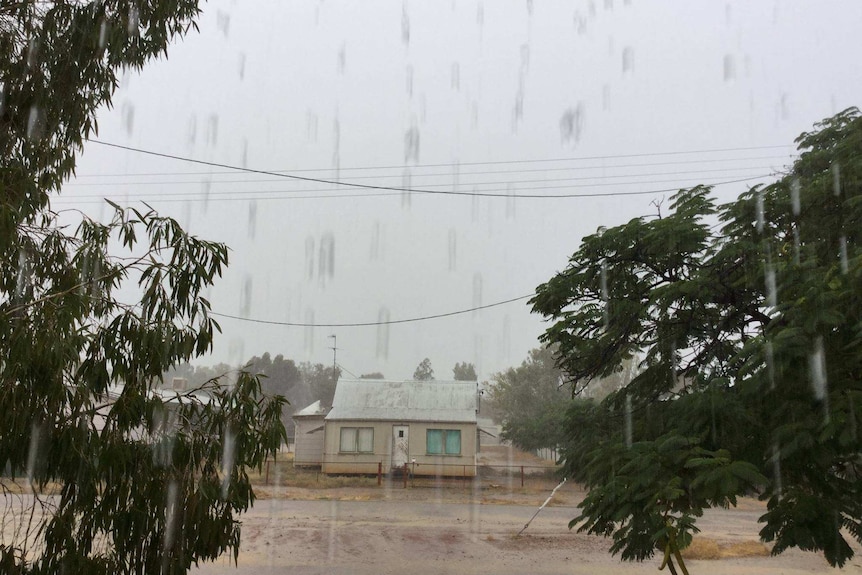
<box><xmin>293</xmin><ymin>400</ymin><xmax>329</xmax><ymax>418</ymax></box>
<box><xmin>326</xmin><ymin>379</ymin><xmax>477</xmax><ymax>423</ymax></box>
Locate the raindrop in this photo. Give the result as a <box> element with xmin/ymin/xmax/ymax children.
<box><xmin>0</xmin><ymin>83</ymin><xmax>5</xmax><ymax>117</ymax></box>
<box><xmin>574</xmin><ymin>11</ymin><xmax>587</xmax><ymax>34</ymax></box>
<box><xmin>526</xmin><ymin>0</ymin><xmax>534</xmax><ymax>15</ymax></box>
<box><xmin>26</xmin><ymin>37</ymin><xmax>39</xmax><ymax>68</ymax></box>
<box><xmin>163</xmin><ymin>480</ymin><xmax>180</xmax><ymax>567</ymax></box>
<box><xmin>520</xmin><ymin>44</ymin><xmax>530</xmax><ymax>74</ymax></box>
<box><xmin>26</xmin><ymin>421</ymin><xmax>42</xmax><ymax>484</ymax></box>
<box><xmin>221</xmin><ymin>427</ymin><xmax>235</xmax><ymax>498</ymax></box>
<box><xmin>477</xmin><ymin>2</ymin><xmax>484</xmax><ymax>27</ymax></box>
<box><xmin>376</xmin><ymin>308</ymin><xmax>390</xmax><ymax>359</ymax></box>
<box><xmin>15</xmin><ymin>249</ymin><xmax>29</xmax><ymax>300</ymax></box>
<box><xmin>604</xmin><ymin>0</ymin><xmax>614</xmax><ymax>10</ymax></box>
<box><xmin>559</xmin><ymin>103</ymin><xmax>584</xmax><ymax>146</ymax></box>
<box><xmin>790</xmin><ymin>178</ymin><xmax>801</xmax><ymax>215</ymax></box>
<box><xmin>206</xmin><ymin>114</ymin><xmax>218</xmax><ymax>146</ymax></box>
<box><xmin>839</xmin><ymin>236</ymin><xmax>848</xmax><ymax>274</ymax></box>
<box><xmin>723</xmin><ymin>54</ymin><xmax>736</xmax><ymax>81</ymax></box>
<box><xmin>401</xmin><ymin>4</ymin><xmax>410</xmax><ymax>46</ymax></box>
<box><xmin>448</xmin><ymin>229</ymin><xmax>457</xmax><ymax>271</ymax></box>
<box><xmin>238</xmin><ymin>53</ymin><xmax>246</xmax><ymax>80</ymax></box>
<box><xmin>725</xmin><ymin>3</ymin><xmax>732</xmax><ymax>25</ymax></box>
<box><xmin>808</xmin><ymin>336</ymin><xmax>829</xmax><ymax>422</ymax></box>
<box><xmin>127</xmin><ymin>4</ymin><xmax>140</xmax><ymax>37</ymax></box>
<box><xmin>121</xmin><ymin>102</ymin><xmax>135</xmax><ymax>135</ymax></box>
<box><xmin>247</xmin><ymin>201</ymin><xmax>257</xmax><ymax>239</ymax></box>
<box><xmin>512</xmin><ymin>88</ymin><xmax>524</xmax><ymax>129</ymax></box>
<box><xmin>451</xmin><ymin>62</ymin><xmax>460</xmax><ymax>90</ymax></box>
<box><xmin>304</xmin><ymin>309</ymin><xmax>315</xmax><ymax>355</ymax></box>
<box><xmin>201</xmin><ymin>177</ymin><xmax>211</xmax><ymax>211</ymax></box>
<box><xmin>401</xmin><ymin>168</ymin><xmax>412</xmax><ymax>209</ymax></box>
<box><xmin>600</xmin><ymin>260</ymin><xmax>608</xmax><ymax>300</ymax></box>
<box><xmin>779</xmin><ymin>93</ymin><xmax>789</xmax><ymax>120</ymax></box>
<box><xmin>505</xmin><ymin>184</ymin><xmax>516</xmax><ymax>219</ymax></box>
<box><xmin>337</xmin><ymin>43</ymin><xmax>346</xmax><ymax>75</ymax></box>
<box><xmin>404</xmin><ymin>126</ymin><xmax>420</xmax><ymax>163</ymax></box>
<box><xmin>187</xmin><ymin>115</ymin><xmax>197</xmax><ymax>146</ymax></box>
<box><xmin>98</xmin><ymin>19</ymin><xmax>109</xmax><ymax>50</ymax></box>
<box><xmin>670</xmin><ymin>342</ymin><xmax>678</xmax><ymax>385</ymax></box>
<box><xmin>755</xmin><ymin>190</ymin><xmax>765</xmax><ymax>233</ymax></box>
<box><xmin>306</xmin><ymin>110</ymin><xmax>318</xmax><ymax>142</ymax></box>
<box><xmin>602</xmin><ymin>84</ymin><xmax>611</xmax><ymax>111</ymax></box>
<box><xmin>332</xmin><ymin>113</ymin><xmax>341</xmax><ymax>174</ymax></box>
<box><xmin>405</xmin><ymin>65</ymin><xmax>413</xmax><ymax>97</ymax></box>
<box><xmin>240</xmin><ymin>276</ymin><xmax>252</xmax><ymax>316</ymax></box>
<box><xmin>622</xmin><ymin>46</ymin><xmax>634</xmax><ymax>74</ymax></box>
<box><xmin>764</xmin><ymin>340</ymin><xmax>775</xmax><ymax>390</ymax></box>
<box><xmin>26</xmin><ymin>105</ymin><xmax>45</xmax><ymax>140</ymax></box>
<box><xmin>470</xmin><ymin>101</ymin><xmax>479</xmax><ymax>128</ymax></box>
<box><xmin>472</xmin><ymin>273</ymin><xmax>483</xmax><ymax>313</ymax></box>
<box><xmin>588</xmin><ymin>1</ymin><xmax>597</xmax><ymax>17</ymax></box>
<box><xmin>765</xmin><ymin>264</ymin><xmax>777</xmax><ymax>308</ymax></box>
<box><xmin>216</xmin><ymin>10</ymin><xmax>230</xmax><ymax>37</ymax></box>
<box><xmin>318</xmin><ymin>232</ymin><xmax>335</xmax><ymax>285</ymax></box>
<box><xmin>241</xmin><ymin>140</ymin><xmax>248</xmax><ymax>168</ymax></box>
<box><xmin>831</xmin><ymin>162</ymin><xmax>841</xmax><ymax>196</ymax></box>
<box><xmin>771</xmin><ymin>443</ymin><xmax>782</xmax><ymax>500</ymax></box>
<box><xmin>624</xmin><ymin>395</ymin><xmax>632</xmax><ymax>448</ymax></box>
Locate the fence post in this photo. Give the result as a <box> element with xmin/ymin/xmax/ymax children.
<box><xmin>403</xmin><ymin>462</ymin><xmax>408</xmax><ymax>489</ymax></box>
<box><xmin>521</xmin><ymin>465</ymin><xmax>524</xmax><ymax>488</ymax></box>
<box><xmin>378</xmin><ymin>462</ymin><xmax>382</xmax><ymax>486</ymax></box>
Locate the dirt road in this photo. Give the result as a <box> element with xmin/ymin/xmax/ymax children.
<box><xmin>193</xmin><ymin>488</ymin><xmax>862</xmax><ymax>575</ymax></box>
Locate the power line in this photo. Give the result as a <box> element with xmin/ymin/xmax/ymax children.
<box><xmin>209</xmin><ymin>294</ymin><xmax>532</xmax><ymax>327</ymax></box>
<box><xmin>54</xmin><ymin>174</ymin><xmax>772</xmax><ymax>204</ymax></box>
<box><xmin>63</xmin><ymin>165</ymin><xmax>779</xmax><ymax>189</ymax></box>
<box><xmin>88</xmin><ymin>140</ymin><xmax>793</xmax><ymax>174</ymax></box>
<box><xmin>69</xmin><ymin>154</ymin><xmax>795</xmax><ymax>180</ymax></box>
<box><xmin>87</xmin><ymin>140</ymin><xmax>776</xmax><ymax>199</ymax></box>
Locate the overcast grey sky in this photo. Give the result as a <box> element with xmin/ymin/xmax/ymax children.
<box><xmin>58</xmin><ymin>0</ymin><xmax>862</xmax><ymax>383</ymax></box>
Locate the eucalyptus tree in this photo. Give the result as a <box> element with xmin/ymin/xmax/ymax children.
<box><xmin>1</xmin><ymin>2</ymin><xmax>285</xmax><ymax>574</ymax></box>
<box><xmin>532</xmin><ymin>109</ymin><xmax>862</xmax><ymax>570</ymax></box>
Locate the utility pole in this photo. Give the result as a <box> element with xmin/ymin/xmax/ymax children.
<box><xmin>328</xmin><ymin>334</ymin><xmax>337</xmax><ymax>373</ymax></box>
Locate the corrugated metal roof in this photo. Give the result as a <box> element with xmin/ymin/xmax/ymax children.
<box><xmin>326</xmin><ymin>379</ymin><xmax>477</xmax><ymax>423</ymax></box>
<box><xmin>293</xmin><ymin>399</ymin><xmax>329</xmax><ymax>417</ymax></box>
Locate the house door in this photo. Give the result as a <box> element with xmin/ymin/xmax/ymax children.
<box><xmin>392</xmin><ymin>426</ymin><xmax>409</xmax><ymax>469</ymax></box>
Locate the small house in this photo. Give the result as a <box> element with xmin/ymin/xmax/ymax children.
<box><xmin>292</xmin><ymin>400</ymin><xmax>330</xmax><ymax>467</ymax></box>
<box><xmin>321</xmin><ymin>379</ymin><xmax>478</xmax><ymax>477</ymax></box>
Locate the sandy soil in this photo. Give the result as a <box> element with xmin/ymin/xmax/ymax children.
<box><xmin>193</xmin><ymin>482</ymin><xmax>862</xmax><ymax>575</ymax></box>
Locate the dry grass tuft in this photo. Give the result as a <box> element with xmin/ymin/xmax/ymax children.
<box><xmin>681</xmin><ymin>538</ymin><xmax>770</xmax><ymax>560</ymax></box>
<box><xmin>720</xmin><ymin>540</ymin><xmax>770</xmax><ymax>558</ymax></box>
<box><xmin>681</xmin><ymin>538</ymin><xmax>721</xmax><ymax>560</ymax></box>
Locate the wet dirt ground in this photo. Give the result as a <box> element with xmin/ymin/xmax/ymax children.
<box><xmin>193</xmin><ymin>482</ymin><xmax>862</xmax><ymax>575</ymax></box>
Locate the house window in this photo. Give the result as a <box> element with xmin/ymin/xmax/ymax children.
<box><xmin>339</xmin><ymin>427</ymin><xmax>374</xmax><ymax>453</ymax></box>
<box><xmin>426</xmin><ymin>429</ymin><xmax>461</xmax><ymax>455</ymax></box>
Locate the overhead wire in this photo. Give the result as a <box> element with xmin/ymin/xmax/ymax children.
<box><xmin>209</xmin><ymin>294</ymin><xmax>533</xmax><ymax>327</ymax></box>
<box><xmin>83</xmin><ymin>140</ymin><xmax>776</xmax><ymax>199</ymax></box>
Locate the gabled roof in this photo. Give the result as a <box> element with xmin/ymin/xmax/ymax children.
<box><xmin>293</xmin><ymin>399</ymin><xmax>329</xmax><ymax>418</ymax></box>
<box><xmin>326</xmin><ymin>379</ymin><xmax>477</xmax><ymax>423</ymax></box>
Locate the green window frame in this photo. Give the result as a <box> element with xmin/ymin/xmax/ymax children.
<box><xmin>339</xmin><ymin>427</ymin><xmax>374</xmax><ymax>453</ymax></box>
<box><xmin>426</xmin><ymin>429</ymin><xmax>461</xmax><ymax>455</ymax></box>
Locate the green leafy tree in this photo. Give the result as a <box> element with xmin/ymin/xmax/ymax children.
<box><xmin>452</xmin><ymin>362</ymin><xmax>477</xmax><ymax>381</ymax></box>
<box><xmin>299</xmin><ymin>362</ymin><xmax>340</xmax><ymax>406</ymax></box>
<box><xmin>0</xmin><ymin>2</ymin><xmax>285</xmax><ymax>574</ymax></box>
<box><xmin>412</xmin><ymin>357</ymin><xmax>434</xmax><ymax>381</ymax></box>
<box><xmin>487</xmin><ymin>347</ymin><xmax>570</xmax><ymax>453</ymax></box>
<box><xmin>532</xmin><ymin>108</ymin><xmax>862</xmax><ymax>569</ymax></box>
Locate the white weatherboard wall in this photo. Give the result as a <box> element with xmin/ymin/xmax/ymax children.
<box><xmin>292</xmin><ymin>400</ymin><xmax>329</xmax><ymax>467</ymax></box>
<box><xmin>321</xmin><ymin>380</ymin><xmax>478</xmax><ymax>477</ymax></box>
